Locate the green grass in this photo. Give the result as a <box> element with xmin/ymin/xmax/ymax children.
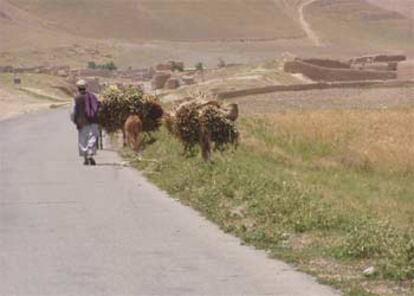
<box><xmin>121</xmin><ymin>111</ymin><xmax>414</xmax><ymax>295</ymax></box>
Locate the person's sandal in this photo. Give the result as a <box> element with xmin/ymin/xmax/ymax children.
<box><xmin>83</xmin><ymin>158</ymin><xmax>90</xmax><ymax>165</ymax></box>
<box><xmin>89</xmin><ymin>157</ymin><xmax>96</xmax><ymax>166</ymax></box>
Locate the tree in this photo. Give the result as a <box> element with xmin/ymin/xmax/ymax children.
<box><xmin>88</xmin><ymin>61</ymin><xmax>97</xmax><ymax>69</ymax></box>
<box><xmin>105</xmin><ymin>61</ymin><xmax>117</xmax><ymax>71</ymax></box>
<box><xmin>195</xmin><ymin>62</ymin><xmax>204</xmax><ymax>71</ymax></box>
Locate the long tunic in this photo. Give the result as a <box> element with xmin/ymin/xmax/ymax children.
<box><xmin>77</xmin><ymin>123</ymin><xmax>99</xmax><ymax>157</ymax></box>
<box><xmin>70</xmin><ymin>92</ymin><xmax>99</xmax><ymax>157</ymax></box>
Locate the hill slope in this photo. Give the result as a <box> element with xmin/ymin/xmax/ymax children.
<box><xmin>0</xmin><ymin>0</ymin><xmax>74</xmax><ymax>51</ymax></box>
<box><xmin>306</xmin><ymin>0</ymin><xmax>414</xmax><ymax>52</ymax></box>
<box><xmin>1</xmin><ymin>0</ymin><xmax>413</xmax><ymax>68</ymax></box>
<box><xmin>366</xmin><ymin>0</ymin><xmax>414</xmax><ymax>19</ymax></box>
<box><xmin>7</xmin><ymin>0</ymin><xmax>305</xmax><ymax>42</ymax></box>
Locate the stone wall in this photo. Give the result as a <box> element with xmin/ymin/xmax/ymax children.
<box><xmin>216</xmin><ymin>80</ymin><xmax>414</xmax><ymax>99</ymax></box>
<box><xmin>284</xmin><ymin>60</ymin><xmax>397</xmax><ymax>82</ymax></box>
<box><xmin>302</xmin><ymin>58</ymin><xmax>350</xmax><ymax>69</ymax></box>
<box><xmin>165</xmin><ymin>78</ymin><xmax>180</xmax><ymax>89</ymax></box>
<box><xmin>0</xmin><ymin>65</ymin><xmax>71</xmax><ymax>76</ymax></box>
<box><xmin>76</xmin><ymin>68</ymin><xmax>114</xmax><ymax>78</ymax></box>
<box><xmin>151</xmin><ymin>72</ymin><xmax>171</xmax><ymax>90</ymax></box>
<box><xmin>350</xmin><ymin>54</ymin><xmax>406</xmax><ymax>64</ymax></box>
<box><xmin>0</xmin><ymin>66</ymin><xmax>14</xmax><ymax>73</ymax></box>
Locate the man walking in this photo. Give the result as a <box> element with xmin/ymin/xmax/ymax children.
<box><xmin>70</xmin><ymin>80</ymin><xmax>100</xmax><ymax>165</ymax></box>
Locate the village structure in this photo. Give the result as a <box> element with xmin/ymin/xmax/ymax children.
<box><xmin>1</xmin><ymin>53</ymin><xmax>411</xmax><ymax>101</ymax></box>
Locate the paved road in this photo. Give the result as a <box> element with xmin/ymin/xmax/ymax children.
<box><xmin>0</xmin><ymin>109</ymin><xmax>339</xmax><ymax>296</ymax></box>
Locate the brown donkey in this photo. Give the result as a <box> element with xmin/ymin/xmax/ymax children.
<box><xmin>123</xmin><ymin>115</ymin><xmax>143</xmax><ymax>152</ymax></box>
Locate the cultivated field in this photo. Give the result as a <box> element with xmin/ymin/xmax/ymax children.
<box><xmin>230</xmin><ymin>86</ymin><xmax>414</xmax><ymax>112</ymax></box>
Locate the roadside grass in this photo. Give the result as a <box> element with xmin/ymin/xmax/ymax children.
<box><xmin>123</xmin><ymin>108</ymin><xmax>414</xmax><ymax>296</ymax></box>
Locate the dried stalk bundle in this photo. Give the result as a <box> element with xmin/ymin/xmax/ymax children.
<box><xmin>98</xmin><ymin>86</ymin><xmax>128</xmax><ymax>133</ymax></box>
<box><xmin>169</xmin><ymin>97</ymin><xmax>239</xmax><ymax>159</ymax></box>
<box><xmin>174</xmin><ymin>102</ymin><xmax>201</xmax><ymax>151</ymax></box>
<box><xmin>199</xmin><ymin>105</ymin><xmax>239</xmax><ymax>151</ymax></box>
<box><xmin>98</xmin><ymin>85</ymin><xmax>163</xmax><ymax>134</ymax></box>
<box><xmin>140</xmin><ymin>94</ymin><xmax>164</xmax><ymax>132</ymax></box>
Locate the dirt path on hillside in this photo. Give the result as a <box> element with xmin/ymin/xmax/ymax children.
<box><xmin>298</xmin><ymin>0</ymin><xmax>321</xmax><ymax>46</ymax></box>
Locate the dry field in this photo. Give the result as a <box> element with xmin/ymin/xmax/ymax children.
<box><xmin>225</xmin><ymin>84</ymin><xmax>414</xmax><ymax>232</ymax></box>
<box><xmin>279</xmin><ymin>109</ymin><xmax>414</xmax><ymax>166</ymax></box>
<box><xmin>230</xmin><ymin>86</ymin><xmax>414</xmax><ymax>113</ymax></box>
<box><xmin>256</xmin><ymin>108</ymin><xmax>414</xmax><ymax>203</ymax></box>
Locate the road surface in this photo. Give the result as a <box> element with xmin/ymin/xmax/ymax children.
<box><xmin>0</xmin><ymin>109</ymin><xmax>339</xmax><ymax>295</ymax></box>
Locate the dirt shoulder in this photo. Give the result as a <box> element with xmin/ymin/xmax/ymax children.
<box><xmin>0</xmin><ymin>73</ymin><xmax>71</xmax><ymax>121</ymax></box>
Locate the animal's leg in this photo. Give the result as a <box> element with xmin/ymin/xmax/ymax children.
<box><xmin>98</xmin><ymin>128</ymin><xmax>103</xmax><ymax>150</ymax></box>
<box><xmin>122</xmin><ymin>129</ymin><xmax>127</xmax><ymax>147</ymax></box>
<box><xmin>133</xmin><ymin>133</ymin><xmax>141</xmax><ymax>152</ymax></box>
<box><xmin>199</xmin><ymin>129</ymin><xmax>211</xmax><ymax>162</ymax></box>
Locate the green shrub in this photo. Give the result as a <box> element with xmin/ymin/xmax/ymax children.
<box><xmin>86</xmin><ymin>61</ymin><xmax>117</xmax><ymax>71</ymax></box>
<box><xmin>195</xmin><ymin>62</ymin><xmax>204</xmax><ymax>71</ymax></box>
<box><xmin>87</xmin><ymin>61</ymin><xmax>97</xmax><ymax>69</ymax></box>
<box><xmin>172</xmin><ymin>63</ymin><xmax>184</xmax><ymax>72</ymax></box>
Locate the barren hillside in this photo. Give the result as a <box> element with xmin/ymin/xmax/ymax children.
<box><xmin>0</xmin><ymin>0</ymin><xmax>74</xmax><ymax>51</ymax></box>
<box><xmin>7</xmin><ymin>0</ymin><xmax>305</xmax><ymax>42</ymax></box>
<box><xmin>306</xmin><ymin>0</ymin><xmax>414</xmax><ymax>52</ymax></box>
<box><xmin>1</xmin><ymin>0</ymin><xmax>413</xmax><ymax>68</ymax></box>
<box><xmin>366</xmin><ymin>0</ymin><xmax>414</xmax><ymax>19</ymax></box>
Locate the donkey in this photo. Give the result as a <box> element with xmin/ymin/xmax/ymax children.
<box><xmin>123</xmin><ymin>115</ymin><xmax>143</xmax><ymax>152</ymax></box>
